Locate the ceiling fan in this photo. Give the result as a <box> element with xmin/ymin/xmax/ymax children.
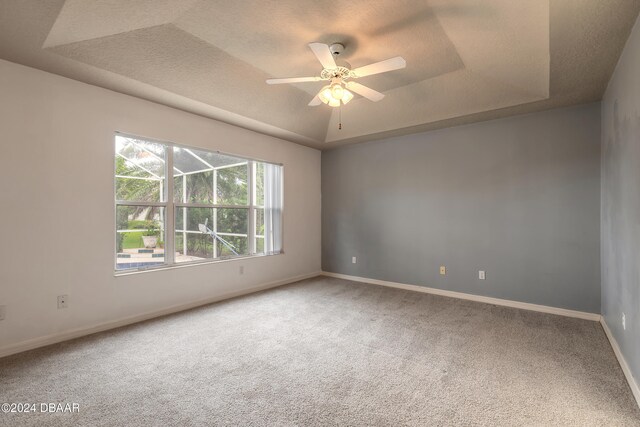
<box><xmin>266</xmin><ymin>43</ymin><xmax>406</xmax><ymax>107</ymax></box>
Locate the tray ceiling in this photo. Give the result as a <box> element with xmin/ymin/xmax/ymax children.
<box><xmin>1</xmin><ymin>0</ymin><xmax>639</xmax><ymax>149</ymax></box>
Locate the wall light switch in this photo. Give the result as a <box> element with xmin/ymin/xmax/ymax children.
<box><xmin>440</xmin><ymin>266</ymin><xmax>446</xmax><ymax>275</ymax></box>
<box><xmin>352</xmin><ymin>257</ymin><xmax>357</xmax><ymax>264</ymax></box>
<box><xmin>0</xmin><ymin>305</ymin><xmax>5</xmax><ymax>321</ymax></box>
<box><xmin>478</xmin><ymin>270</ymin><xmax>486</xmax><ymax>280</ymax></box>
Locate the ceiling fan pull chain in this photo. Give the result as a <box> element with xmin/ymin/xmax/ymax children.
<box><xmin>339</xmin><ymin>105</ymin><xmax>342</xmax><ymax>130</ymax></box>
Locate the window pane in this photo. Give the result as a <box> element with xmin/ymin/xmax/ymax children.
<box><xmin>217</xmin><ymin>236</ymin><xmax>248</xmax><ymax>258</ymax></box>
<box><xmin>217</xmin><ymin>208</ymin><xmax>248</xmax><ymax>234</ymax></box>
<box><xmin>254</xmin><ymin>162</ymin><xmax>265</xmax><ymax>206</ymax></box>
<box><xmin>185</xmin><ymin>233</ymin><xmax>214</xmax><ymax>260</ymax></box>
<box><xmin>173</xmin><ymin>171</ymin><xmax>213</xmax><ymax>203</ymax></box>
<box><xmin>173</xmin><ymin>176</ymin><xmax>183</xmax><ymax>202</ymax></box>
<box><xmin>174</xmin><ymin>207</ymin><xmax>248</xmax><ymax>261</ymax></box>
<box><xmin>175</xmin><ymin>207</ymin><xmax>214</xmax><ymax>263</ymax></box>
<box><xmin>216</xmin><ymin>164</ymin><xmax>248</xmax><ymax>205</ymax></box>
<box><xmin>217</xmin><ymin>208</ymin><xmax>249</xmax><ymax>257</ymax></box>
<box><xmin>116</xmin><ymin>177</ymin><xmax>164</xmax><ymax>203</ymax></box>
<box><xmin>174</xmin><ymin>206</ymin><xmax>209</xmax><ymax>248</ymax></box>
<box><xmin>116</xmin><ymin>205</ymin><xmax>165</xmax><ymax>270</ymax></box>
<box><xmin>173</xmin><ymin>147</ymin><xmax>208</xmax><ymax>174</ymax></box>
<box><xmin>185</xmin><ymin>207</ymin><xmax>212</xmax><ymax>231</ymax></box>
<box><xmin>173</xmin><ymin>147</ymin><xmax>243</xmax><ymax>174</ymax></box>
<box><xmin>173</xmin><ymin>147</ymin><xmax>248</xmax><ymax>205</ymax></box>
<box><xmin>255</xmin><ymin>237</ymin><xmax>265</xmax><ymax>254</ymax></box>
<box><xmin>175</xmin><ymin>232</ymin><xmax>213</xmax><ymax>263</ymax></box>
<box><xmin>255</xmin><ymin>208</ymin><xmax>264</xmax><ymax>236</ymax></box>
<box><xmin>115</xmin><ymin>136</ymin><xmax>166</xmax><ymax>202</ymax></box>
<box><xmin>254</xmin><ymin>207</ymin><xmax>265</xmax><ymax>254</ymax></box>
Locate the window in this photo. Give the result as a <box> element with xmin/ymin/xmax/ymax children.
<box><xmin>115</xmin><ymin>134</ymin><xmax>283</xmax><ymax>271</ymax></box>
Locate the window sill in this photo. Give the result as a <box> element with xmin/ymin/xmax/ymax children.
<box><xmin>114</xmin><ymin>251</ymin><xmax>284</xmax><ymax>277</ymax></box>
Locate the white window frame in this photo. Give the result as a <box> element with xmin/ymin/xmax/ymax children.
<box><xmin>114</xmin><ymin>132</ymin><xmax>283</xmax><ymax>274</ymax></box>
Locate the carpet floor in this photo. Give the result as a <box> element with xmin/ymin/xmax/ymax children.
<box><xmin>1</xmin><ymin>276</ymin><xmax>639</xmax><ymax>426</ymax></box>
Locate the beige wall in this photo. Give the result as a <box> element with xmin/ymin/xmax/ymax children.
<box><xmin>0</xmin><ymin>59</ymin><xmax>321</xmax><ymax>354</ymax></box>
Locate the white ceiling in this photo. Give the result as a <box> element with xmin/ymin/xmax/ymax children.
<box><xmin>0</xmin><ymin>0</ymin><xmax>638</xmax><ymax>149</ymax></box>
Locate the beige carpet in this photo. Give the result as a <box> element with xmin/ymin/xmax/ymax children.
<box><xmin>1</xmin><ymin>276</ymin><xmax>638</xmax><ymax>426</ymax></box>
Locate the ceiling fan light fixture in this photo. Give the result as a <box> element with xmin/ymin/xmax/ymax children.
<box><xmin>319</xmin><ymin>83</ymin><xmax>353</xmax><ymax>107</ymax></box>
<box><xmin>319</xmin><ymin>85</ymin><xmax>341</xmax><ymax>107</ymax></box>
<box><xmin>341</xmin><ymin>89</ymin><xmax>354</xmax><ymax>105</ymax></box>
<box><xmin>319</xmin><ymin>86</ymin><xmax>332</xmax><ymax>103</ymax></box>
<box><xmin>331</xmin><ymin>83</ymin><xmax>344</xmax><ymax>100</ymax></box>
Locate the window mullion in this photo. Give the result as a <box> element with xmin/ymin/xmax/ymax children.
<box><xmin>165</xmin><ymin>146</ymin><xmax>175</xmax><ymax>265</ymax></box>
<box><xmin>115</xmin><ymin>201</ymin><xmax>166</xmax><ymax>207</ymax></box>
<box><xmin>248</xmin><ymin>161</ymin><xmax>255</xmax><ymax>255</ymax></box>
<box><xmin>213</xmin><ymin>168</ymin><xmax>218</xmax><ymax>259</ymax></box>
<box><xmin>182</xmin><ymin>175</ymin><xmax>187</xmax><ymax>257</ymax></box>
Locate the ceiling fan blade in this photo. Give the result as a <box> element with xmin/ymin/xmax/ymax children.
<box><xmin>345</xmin><ymin>81</ymin><xmax>385</xmax><ymax>102</ymax></box>
<box><xmin>308</xmin><ymin>43</ymin><xmax>337</xmax><ymax>69</ymax></box>
<box><xmin>266</xmin><ymin>76</ymin><xmax>322</xmax><ymax>84</ymax></box>
<box><xmin>351</xmin><ymin>57</ymin><xmax>406</xmax><ymax>78</ymax></box>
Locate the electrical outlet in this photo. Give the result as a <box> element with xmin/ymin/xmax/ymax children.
<box><xmin>478</xmin><ymin>270</ymin><xmax>486</xmax><ymax>280</ymax></box>
<box><xmin>440</xmin><ymin>266</ymin><xmax>446</xmax><ymax>275</ymax></box>
<box><xmin>622</xmin><ymin>313</ymin><xmax>626</xmax><ymax>330</ymax></box>
<box><xmin>352</xmin><ymin>256</ymin><xmax>357</xmax><ymax>264</ymax></box>
<box><xmin>57</xmin><ymin>295</ymin><xmax>68</xmax><ymax>309</ymax></box>
<box><xmin>239</xmin><ymin>265</ymin><xmax>244</xmax><ymax>275</ymax></box>
<box><xmin>0</xmin><ymin>305</ymin><xmax>5</xmax><ymax>321</ymax></box>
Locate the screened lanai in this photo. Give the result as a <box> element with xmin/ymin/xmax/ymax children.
<box><xmin>115</xmin><ymin>135</ymin><xmax>283</xmax><ymax>270</ymax></box>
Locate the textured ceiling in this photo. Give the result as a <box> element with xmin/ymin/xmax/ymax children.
<box><xmin>0</xmin><ymin>1</ymin><xmax>638</xmax><ymax>149</ymax></box>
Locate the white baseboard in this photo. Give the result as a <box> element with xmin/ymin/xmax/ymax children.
<box><xmin>600</xmin><ymin>318</ymin><xmax>640</xmax><ymax>408</ymax></box>
<box><xmin>0</xmin><ymin>271</ymin><xmax>321</xmax><ymax>359</ymax></box>
<box><xmin>322</xmin><ymin>271</ymin><xmax>601</xmax><ymax>321</ymax></box>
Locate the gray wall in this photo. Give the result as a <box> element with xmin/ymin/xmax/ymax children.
<box><xmin>602</xmin><ymin>15</ymin><xmax>640</xmax><ymax>383</ymax></box>
<box><xmin>322</xmin><ymin>103</ymin><xmax>601</xmax><ymax>313</ymax></box>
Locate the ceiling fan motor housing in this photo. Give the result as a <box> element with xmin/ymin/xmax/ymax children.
<box><xmin>329</xmin><ymin>43</ymin><xmax>345</xmax><ymax>56</ymax></box>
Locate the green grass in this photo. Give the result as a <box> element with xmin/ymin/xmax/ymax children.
<box><xmin>122</xmin><ymin>232</ymin><xmax>143</xmax><ymax>250</ymax></box>
<box><xmin>121</xmin><ymin>232</ymin><xmax>164</xmax><ymax>250</ymax></box>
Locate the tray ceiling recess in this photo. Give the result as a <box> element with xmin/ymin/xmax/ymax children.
<box><xmin>1</xmin><ymin>0</ymin><xmax>639</xmax><ymax>149</ymax></box>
